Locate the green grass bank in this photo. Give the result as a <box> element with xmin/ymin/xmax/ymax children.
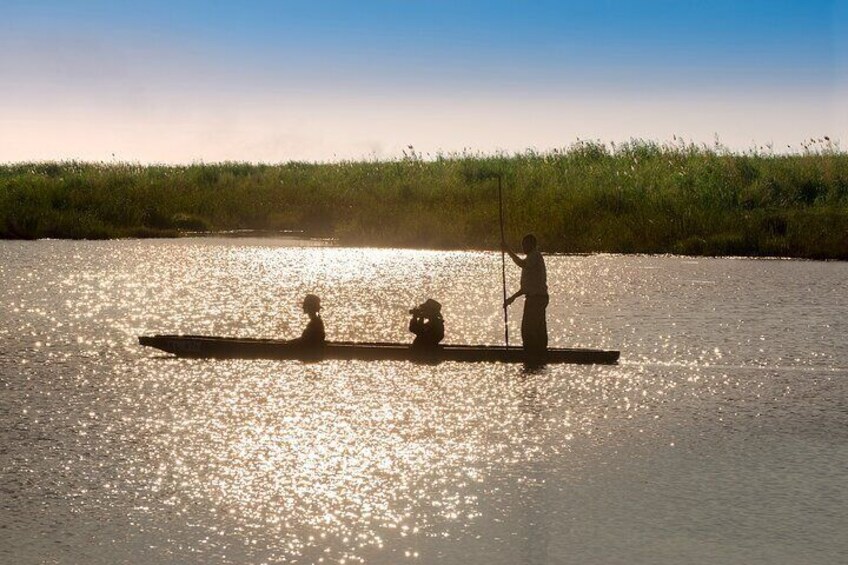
<box><xmin>2</xmin><ymin>140</ymin><xmax>847</xmax><ymax>259</ymax></box>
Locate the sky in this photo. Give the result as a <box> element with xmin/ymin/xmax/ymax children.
<box><xmin>1</xmin><ymin>0</ymin><xmax>846</xmax><ymax>163</ymax></box>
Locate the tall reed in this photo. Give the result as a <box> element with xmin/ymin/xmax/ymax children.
<box><xmin>1</xmin><ymin>140</ymin><xmax>846</xmax><ymax>259</ymax></box>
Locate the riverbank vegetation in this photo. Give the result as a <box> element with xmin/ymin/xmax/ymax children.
<box><xmin>2</xmin><ymin>140</ymin><xmax>846</xmax><ymax>259</ymax></box>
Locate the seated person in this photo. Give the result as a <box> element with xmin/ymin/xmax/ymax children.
<box><xmin>408</xmin><ymin>298</ymin><xmax>445</xmax><ymax>348</ymax></box>
<box><xmin>291</xmin><ymin>294</ymin><xmax>325</xmax><ymax>346</ymax></box>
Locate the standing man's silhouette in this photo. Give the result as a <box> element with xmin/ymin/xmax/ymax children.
<box><xmin>503</xmin><ymin>234</ymin><xmax>548</xmax><ymax>359</ymax></box>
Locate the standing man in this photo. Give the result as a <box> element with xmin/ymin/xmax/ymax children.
<box><xmin>503</xmin><ymin>234</ymin><xmax>549</xmax><ymax>359</ymax></box>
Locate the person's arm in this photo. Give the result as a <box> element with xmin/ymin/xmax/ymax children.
<box><xmin>504</xmin><ymin>289</ymin><xmax>524</xmax><ymax>308</ymax></box>
<box><xmin>502</xmin><ymin>241</ymin><xmax>526</xmax><ymax>268</ymax></box>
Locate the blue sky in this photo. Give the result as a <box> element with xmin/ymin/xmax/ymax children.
<box><xmin>1</xmin><ymin>1</ymin><xmax>845</xmax><ymax>162</ymax></box>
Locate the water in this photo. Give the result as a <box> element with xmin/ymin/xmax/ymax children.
<box><xmin>1</xmin><ymin>239</ymin><xmax>846</xmax><ymax>564</ymax></box>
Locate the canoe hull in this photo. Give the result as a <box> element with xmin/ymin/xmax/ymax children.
<box><xmin>139</xmin><ymin>335</ymin><xmax>620</xmax><ymax>365</ymax></box>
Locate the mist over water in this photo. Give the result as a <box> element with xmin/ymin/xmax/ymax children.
<box><xmin>1</xmin><ymin>239</ymin><xmax>846</xmax><ymax>564</ymax></box>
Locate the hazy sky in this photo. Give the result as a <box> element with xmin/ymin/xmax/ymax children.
<box><xmin>2</xmin><ymin>0</ymin><xmax>846</xmax><ymax>163</ymax></box>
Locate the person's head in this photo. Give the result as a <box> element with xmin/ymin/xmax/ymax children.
<box><xmin>521</xmin><ymin>234</ymin><xmax>538</xmax><ymax>254</ymax></box>
<box><xmin>414</xmin><ymin>298</ymin><xmax>442</xmax><ymax>319</ymax></box>
<box><xmin>302</xmin><ymin>294</ymin><xmax>321</xmax><ymax>314</ymax></box>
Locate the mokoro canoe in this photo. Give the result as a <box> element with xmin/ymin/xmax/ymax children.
<box><xmin>138</xmin><ymin>335</ymin><xmax>620</xmax><ymax>365</ymax></box>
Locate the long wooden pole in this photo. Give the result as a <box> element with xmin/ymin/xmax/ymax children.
<box><xmin>498</xmin><ymin>174</ymin><xmax>509</xmax><ymax>348</ymax></box>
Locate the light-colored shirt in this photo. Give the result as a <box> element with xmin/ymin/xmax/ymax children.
<box><xmin>520</xmin><ymin>250</ymin><xmax>548</xmax><ymax>296</ymax></box>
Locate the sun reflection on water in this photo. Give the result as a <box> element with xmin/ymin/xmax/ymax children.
<box><xmin>3</xmin><ymin>240</ymin><xmax>847</xmax><ymax>564</ymax></box>
<box><xmin>122</xmin><ymin>354</ymin><xmax>690</xmax><ymax>562</ymax></box>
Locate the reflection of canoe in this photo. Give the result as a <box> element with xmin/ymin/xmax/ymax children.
<box><xmin>138</xmin><ymin>335</ymin><xmax>620</xmax><ymax>365</ymax></box>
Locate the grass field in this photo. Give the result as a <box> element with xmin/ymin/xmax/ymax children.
<box><xmin>2</xmin><ymin>140</ymin><xmax>846</xmax><ymax>259</ymax></box>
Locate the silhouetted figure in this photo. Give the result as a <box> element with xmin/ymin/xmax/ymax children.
<box><xmin>503</xmin><ymin>234</ymin><xmax>548</xmax><ymax>359</ymax></box>
<box><xmin>408</xmin><ymin>298</ymin><xmax>445</xmax><ymax>349</ymax></box>
<box><xmin>292</xmin><ymin>294</ymin><xmax>325</xmax><ymax>347</ymax></box>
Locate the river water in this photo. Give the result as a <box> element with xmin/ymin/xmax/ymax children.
<box><xmin>1</xmin><ymin>239</ymin><xmax>846</xmax><ymax>564</ymax></box>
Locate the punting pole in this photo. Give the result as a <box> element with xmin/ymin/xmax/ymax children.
<box><xmin>498</xmin><ymin>174</ymin><xmax>509</xmax><ymax>348</ymax></box>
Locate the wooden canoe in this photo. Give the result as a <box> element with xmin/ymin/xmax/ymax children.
<box><xmin>138</xmin><ymin>335</ymin><xmax>620</xmax><ymax>365</ymax></box>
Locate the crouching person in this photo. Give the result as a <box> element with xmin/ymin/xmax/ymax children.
<box><xmin>408</xmin><ymin>298</ymin><xmax>444</xmax><ymax>350</ymax></box>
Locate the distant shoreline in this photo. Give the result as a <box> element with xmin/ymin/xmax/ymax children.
<box><xmin>2</xmin><ymin>141</ymin><xmax>846</xmax><ymax>260</ymax></box>
<box><xmin>5</xmin><ymin>235</ymin><xmax>844</xmax><ymax>263</ymax></box>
